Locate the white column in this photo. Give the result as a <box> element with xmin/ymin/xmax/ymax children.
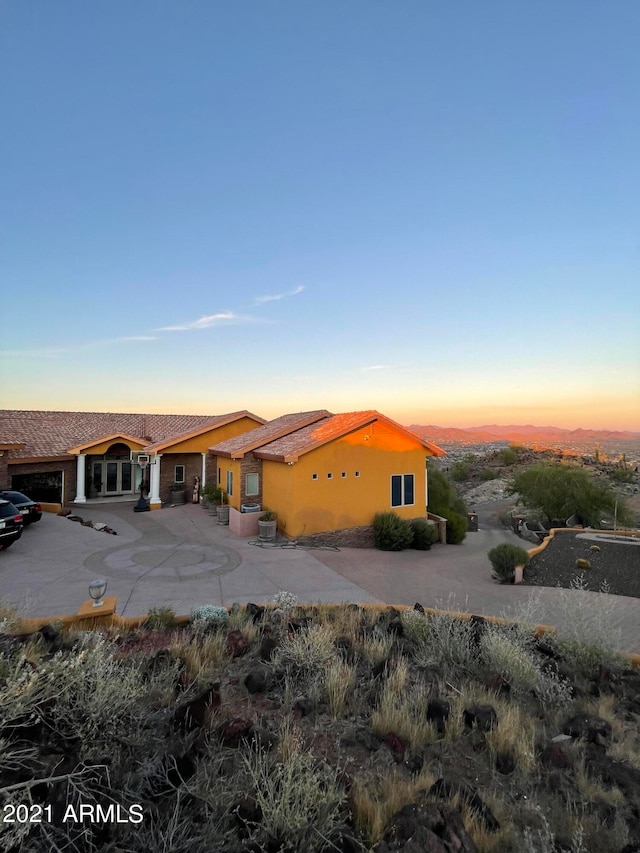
<box><xmin>75</xmin><ymin>454</ymin><xmax>87</xmax><ymax>503</ymax></box>
<box><xmin>201</xmin><ymin>453</ymin><xmax>207</xmax><ymax>489</ymax></box>
<box><xmin>150</xmin><ymin>454</ymin><xmax>162</xmax><ymax>509</ymax></box>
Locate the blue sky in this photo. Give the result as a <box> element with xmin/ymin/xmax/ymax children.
<box><xmin>1</xmin><ymin>1</ymin><xmax>638</xmax><ymax>430</ymax></box>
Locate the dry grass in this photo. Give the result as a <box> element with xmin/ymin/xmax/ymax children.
<box><xmin>371</xmin><ymin>680</ymin><xmax>437</xmax><ymax>751</ymax></box>
<box><xmin>171</xmin><ymin>631</ymin><xmax>229</xmax><ymax>684</ymax></box>
<box><xmin>325</xmin><ymin>659</ymin><xmax>357</xmax><ymax>719</ymax></box>
<box><xmin>350</xmin><ymin>765</ymin><xmax>435</xmax><ymax>845</ymax></box>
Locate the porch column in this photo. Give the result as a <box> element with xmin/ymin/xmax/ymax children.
<box><xmin>75</xmin><ymin>454</ymin><xmax>87</xmax><ymax>503</ymax></box>
<box><xmin>201</xmin><ymin>453</ymin><xmax>207</xmax><ymax>489</ymax></box>
<box><xmin>150</xmin><ymin>454</ymin><xmax>162</xmax><ymax>510</ymax></box>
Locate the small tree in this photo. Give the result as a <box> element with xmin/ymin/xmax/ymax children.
<box><xmin>510</xmin><ymin>463</ymin><xmax>631</xmax><ymax>528</ymax></box>
<box><xmin>488</xmin><ymin>543</ymin><xmax>531</xmax><ymax>583</ymax></box>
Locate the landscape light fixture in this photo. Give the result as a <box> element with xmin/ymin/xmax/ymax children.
<box><xmin>88</xmin><ymin>578</ymin><xmax>108</xmax><ymax>607</ymax></box>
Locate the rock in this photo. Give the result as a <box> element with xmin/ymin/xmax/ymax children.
<box><xmin>463</xmin><ymin>704</ymin><xmax>498</xmax><ymax>732</ymax></box>
<box><xmin>426</xmin><ymin>699</ymin><xmax>450</xmax><ymax>735</ymax></box>
<box><xmin>246</xmin><ymin>603</ymin><xmax>265</xmax><ymax>623</ymax></box>
<box><xmin>483</xmin><ymin>673</ymin><xmax>511</xmax><ymax>695</ymax></box>
<box><xmin>379</xmin><ymin>799</ymin><xmax>479</xmax><ymax>852</ymax></box>
<box><xmin>384</xmin><ymin>731</ymin><xmax>408</xmax><ymax>763</ymax></box>
<box><xmin>234</xmin><ymin>796</ymin><xmax>262</xmax><ymax>834</ymax></box>
<box><xmin>226</xmin><ymin>630</ymin><xmax>249</xmax><ymax>658</ymax></box>
<box><xmin>218</xmin><ymin>717</ymin><xmax>253</xmax><ymax>748</ymax></box>
<box><xmin>414</xmin><ymin>602</ymin><xmax>425</xmax><ymax>614</ymax></box>
<box><xmin>540</xmin><ymin>744</ymin><xmax>573</xmax><ymax>770</ymax></box>
<box><xmin>562</xmin><ymin>713</ymin><xmax>612</xmax><ymax>744</ymax></box>
<box><xmin>550</xmin><ymin>733</ymin><xmax>573</xmax><ymax>744</ymax></box>
<box><xmin>428</xmin><ymin>778</ymin><xmax>500</xmax><ymax>832</ymax></box>
<box><xmin>292</xmin><ymin>697</ymin><xmax>316</xmax><ymax>718</ymax></box>
<box><xmin>495</xmin><ymin>751</ymin><xmax>516</xmax><ymax>775</ymax></box>
<box><xmin>259</xmin><ymin>635</ymin><xmax>279</xmax><ymax>661</ymax></box>
<box><xmin>172</xmin><ymin>683</ymin><xmax>221</xmax><ymax>731</ymax></box>
<box><xmin>244</xmin><ymin>666</ymin><xmax>271</xmax><ymax>695</ymax></box>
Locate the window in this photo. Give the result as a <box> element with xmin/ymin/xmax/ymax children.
<box><xmin>312</xmin><ymin>473</ymin><xmax>318</xmax><ymax>480</ymax></box>
<box><xmin>246</xmin><ymin>473</ymin><xmax>259</xmax><ymax>496</ymax></box>
<box><xmin>355</xmin><ymin>471</ymin><xmax>360</xmax><ymax>478</ymax></box>
<box><xmin>327</xmin><ymin>472</ymin><xmax>333</xmax><ymax>479</ymax></box>
<box><xmin>174</xmin><ymin>465</ymin><xmax>185</xmax><ymax>484</ymax></box>
<box><xmin>341</xmin><ymin>472</ymin><xmax>347</xmax><ymax>478</ymax></box>
<box><xmin>217</xmin><ymin>467</ymin><xmax>221</xmax><ymax>485</ymax></box>
<box><xmin>391</xmin><ymin>474</ymin><xmax>415</xmax><ymax>507</ymax></box>
<box><xmin>226</xmin><ymin>470</ymin><xmax>233</xmax><ymax>496</ymax></box>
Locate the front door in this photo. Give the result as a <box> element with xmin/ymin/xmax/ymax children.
<box><xmin>104</xmin><ymin>460</ymin><xmax>133</xmax><ymax>495</ymax></box>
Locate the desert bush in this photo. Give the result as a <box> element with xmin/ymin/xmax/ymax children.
<box><xmin>451</xmin><ymin>461</ymin><xmax>472</xmax><ymax>482</ymax></box>
<box><xmin>497</xmin><ymin>447</ymin><xmax>519</xmax><ymax>466</ymax></box>
<box><xmin>412</xmin><ymin>611</ymin><xmax>477</xmax><ymax>674</ymax></box>
<box><xmin>488</xmin><ymin>543</ymin><xmax>531</xmax><ymax>583</ymax></box>
<box><xmin>273</xmin><ymin>590</ymin><xmax>298</xmax><ymax>610</ymax></box>
<box><xmin>410</xmin><ymin>518</ymin><xmax>439</xmax><ymax>550</ymax></box>
<box><xmin>444</xmin><ymin>510</ymin><xmax>468</xmax><ymax>544</ymax></box>
<box><xmin>241</xmin><ymin>731</ymin><xmax>347</xmax><ymax>852</ymax></box>
<box><xmin>145</xmin><ymin>606</ymin><xmax>177</xmax><ymax>630</ymax></box>
<box><xmin>190</xmin><ymin>605</ymin><xmax>229</xmax><ymax>630</ymax></box>
<box><xmin>373</xmin><ymin>511</ymin><xmax>413</xmax><ymax>551</ymax></box>
<box><xmin>481</xmin><ymin>468</ymin><xmax>499</xmax><ymax>480</ymax></box>
<box><xmin>273</xmin><ymin>624</ymin><xmax>336</xmax><ymax>680</ymax></box>
<box><xmin>325</xmin><ymin>659</ymin><xmax>357</xmax><ymax>718</ymax></box>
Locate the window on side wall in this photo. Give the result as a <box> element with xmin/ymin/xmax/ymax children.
<box><xmin>246</xmin><ymin>473</ymin><xmax>259</xmax><ymax>496</ymax></box>
<box><xmin>217</xmin><ymin>467</ymin><xmax>221</xmax><ymax>485</ymax></box>
<box><xmin>174</xmin><ymin>465</ymin><xmax>185</xmax><ymax>484</ymax></box>
<box><xmin>226</xmin><ymin>470</ymin><xmax>233</xmax><ymax>496</ymax></box>
<box><xmin>391</xmin><ymin>474</ymin><xmax>415</xmax><ymax>507</ymax></box>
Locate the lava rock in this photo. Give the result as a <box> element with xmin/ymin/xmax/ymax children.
<box><xmin>463</xmin><ymin>704</ymin><xmax>498</xmax><ymax>732</ymax></box>
<box><xmin>244</xmin><ymin>666</ymin><xmax>271</xmax><ymax>695</ymax></box>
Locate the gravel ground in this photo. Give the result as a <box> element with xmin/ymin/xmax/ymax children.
<box><xmin>524</xmin><ymin>532</ymin><xmax>640</xmax><ymax>599</ymax></box>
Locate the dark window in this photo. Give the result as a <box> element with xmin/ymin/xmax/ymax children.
<box><xmin>391</xmin><ymin>474</ymin><xmax>415</xmax><ymax>507</ymax></box>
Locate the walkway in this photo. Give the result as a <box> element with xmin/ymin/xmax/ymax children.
<box><xmin>2</xmin><ymin>501</ymin><xmax>639</xmax><ymax>655</ymax></box>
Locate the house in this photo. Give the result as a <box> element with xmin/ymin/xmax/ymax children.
<box><xmin>0</xmin><ymin>410</ymin><xmax>265</xmax><ymax>509</ymax></box>
<box><xmin>210</xmin><ymin>409</ymin><xmax>446</xmax><ymax>542</ymax></box>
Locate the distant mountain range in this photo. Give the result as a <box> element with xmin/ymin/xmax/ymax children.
<box><xmin>408</xmin><ymin>423</ymin><xmax>640</xmax><ymax>446</ymax></box>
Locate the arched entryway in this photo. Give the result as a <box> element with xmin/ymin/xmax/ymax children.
<box><xmin>88</xmin><ymin>443</ymin><xmax>142</xmax><ymax>498</ymax></box>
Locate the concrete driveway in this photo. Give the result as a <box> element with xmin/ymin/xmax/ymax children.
<box><xmin>2</xmin><ymin>501</ymin><xmax>639</xmax><ymax>655</ymax></box>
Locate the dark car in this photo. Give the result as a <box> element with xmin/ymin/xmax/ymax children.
<box><xmin>0</xmin><ymin>490</ymin><xmax>42</xmax><ymax>525</ymax></box>
<box><xmin>0</xmin><ymin>499</ymin><xmax>24</xmax><ymax>550</ymax></box>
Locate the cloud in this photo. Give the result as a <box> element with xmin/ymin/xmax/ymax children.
<box><xmin>254</xmin><ymin>285</ymin><xmax>305</xmax><ymax>304</ymax></box>
<box><xmin>157</xmin><ymin>311</ymin><xmax>249</xmax><ymax>332</ymax></box>
<box><xmin>117</xmin><ymin>335</ymin><xmax>157</xmax><ymax>342</ymax></box>
<box><xmin>0</xmin><ymin>348</ymin><xmax>69</xmax><ymax>359</ymax></box>
<box><xmin>362</xmin><ymin>364</ymin><xmax>391</xmax><ymax>372</ymax></box>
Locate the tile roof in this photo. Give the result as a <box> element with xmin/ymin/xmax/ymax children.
<box><xmin>254</xmin><ymin>410</ymin><xmax>447</xmax><ymax>461</ymax></box>
<box><xmin>209</xmin><ymin>410</ymin><xmax>332</xmax><ymax>458</ymax></box>
<box><xmin>0</xmin><ymin>410</ymin><xmax>261</xmax><ymax>459</ymax></box>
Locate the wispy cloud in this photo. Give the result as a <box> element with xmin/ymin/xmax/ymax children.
<box><xmin>254</xmin><ymin>285</ymin><xmax>305</xmax><ymax>304</ymax></box>
<box><xmin>117</xmin><ymin>335</ymin><xmax>157</xmax><ymax>342</ymax></box>
<box><xmin>157</xmin><ymin>311</ymin><xmax>253</xmax><ymax>332</ymax></box>
<box><xmin>362</xmin><ymin>364</ymin><xmax>391</xmax><ymax>372</ymax></box>
<box><xmin>0</xmin><ymin>347</ymin><xmax>70</xmax><ymax>359</ymax></box>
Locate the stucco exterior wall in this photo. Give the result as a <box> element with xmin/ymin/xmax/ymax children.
<box><xmin>162</xmin><ymin>416</ymin><xmax>264</xmax><ymax>454</ymax></box>
<box><xmin>262</xmin><ymin>423</ymin><xmax>430</xmax><ymax>538</ymax></box>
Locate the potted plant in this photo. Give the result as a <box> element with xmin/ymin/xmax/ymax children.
<box><xmin>258</xmin><ymin>508</ymin><xmax>277</xmax><ymax>540</ymax></box>
<box><xmin>201</xmin><ymin>483</ymin><xmax>219</xmax><ymax>510</ymax></box>
<box><xmin>216</xmin><ymin>490</ymin><xmax>230</xmax><ymax>525</ymax></box>
<box><xmin>169</xmin><ymin>482</ymin><xmax>186</xmax><ymax>505</ymax></box>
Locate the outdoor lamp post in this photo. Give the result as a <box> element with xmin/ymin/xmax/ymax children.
<box><xmin>89</xmin><ymin>578</ymin><xmax>108</xmax><ymax>607</ymax></box>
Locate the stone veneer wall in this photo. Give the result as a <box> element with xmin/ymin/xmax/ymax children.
<box><xmin>240</xmin><ymin>452</ymin><xmax>263</xmax><ymax>508</ymax></box>
<box><xmin>160</xmin><ymin>453</ymin><xmax>204</xmax><ymax>505</ymax></box>
<box><xmin>294</xmin><ymin>525</ymin><xmax>376</xmax><ymax>549</ymax></box>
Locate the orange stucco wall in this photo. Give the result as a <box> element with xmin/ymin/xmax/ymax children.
<box><xmin>219</xmin><ymin>459</ymin><xmax>242</xmax><ymax>509</ymax></box>
<box><xmin>80</xmin><ymin>437</ymin><xmax>145</xmax><ymax>455</ymax></box>
<box><xmin>160</xmin><ymin>417</ymin><xmax>263</xmax><ymax>454</ymax></box>
<box><xmin>263</xmin><ymin>422</ymin><xmax>432</xmax><ymax>538</ymax></box>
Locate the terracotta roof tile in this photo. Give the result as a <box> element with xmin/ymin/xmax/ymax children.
<box><xmin>210</xmin><ymin>410</ymin><xmax>331</xmax><ymax>457</ymax></box>
<box><xmin>255</xmin><ymin>410</ymin><xmax>446</xmax><ymax>461</ymax></box>
<box><xmin>0</xmin><ymin>410</ymin><xmax>258</xmax><ymax>459</ymax></box>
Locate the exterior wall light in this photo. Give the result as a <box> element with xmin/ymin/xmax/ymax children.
<box><xmin>89</xmin><ymin>578</ymin><xmax>108</xmax><ymax>607</ymax></box>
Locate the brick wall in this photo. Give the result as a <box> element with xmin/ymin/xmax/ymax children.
<box><xmin>0</xmin><ymin>455</ymin><xmax>8</xmax><ymax>490</ymax></box>
<box><xmin>159</xmin><ymin>453</ymin><xmax>203</xmax><ymax>505</ymax></box>
<box><xmin>240</xmin><ymin>452</ymin><xmax>263</xmax><ymax>508</ymax></box>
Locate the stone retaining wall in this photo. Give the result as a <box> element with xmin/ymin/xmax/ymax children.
<box><xmin>295</xmin><ymin>524</ymin><xmax>375</xmax><ymax>548</ymax></box>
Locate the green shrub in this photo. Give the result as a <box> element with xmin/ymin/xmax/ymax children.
<box><xmin>373</xmin><ymin>512</ymin><xmax>413</xmax><ymax>551</ymax></box>
<box><xmin>190</xmin><ymin>605</ymin><xmax>229</xmax><ymax>630</ymax></box>
<box><xmin>451</xmin><ymin>461</ymin><xmax>471</xmax><ymax>482</ymax></box>
<box><xmin>497</xmin><ymin>447</ymin><xmax>519</xmax><ymax>466</ymax></box>
<box><xmin>610</xmin><ymin>468</ymin><xmax>634</xmax><ymax>484</ymax></box>
<box><xmin>444</xmin><ymin>511</ymin><xmax>467</xmax><ymax>544</ymax></box>
<box><xmin>488</xmin><ymin>543</ymin><xmax>531</xmax><ymax>583</ymax></box>
<box><xmin>145</xmin><ymin>606</ymin><xmax>177</xmax><ymax>630</ymax></box>
<box><xmin>410</xmin><ymin>518</ymin><xmax>439</xmax><ymax>550</ymax></box>
<box><xmin>481</xmin><ymin>468</ymin><xmax>499</xmax><ymax>481</ymax></box>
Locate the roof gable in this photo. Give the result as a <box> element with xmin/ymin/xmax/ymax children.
<box><xmin>209</xmin><ymin>410</ymin><xmax>332</xmax><ymax>458</ymax></box>
<box><xmin>144</xmin><ymin>411</ymin><xmax>266</xmax><ymax>452</ymax></box>
<box><xmin>254</xmin><ymin>410</ymin><xmax>447</xmax><ymax>462</ymax></box>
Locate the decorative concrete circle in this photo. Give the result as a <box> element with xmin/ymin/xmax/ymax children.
<box><xmin>102</xmin><ymin>543</ymin><xmax>236</xmax><ymax>580</ymax></box>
